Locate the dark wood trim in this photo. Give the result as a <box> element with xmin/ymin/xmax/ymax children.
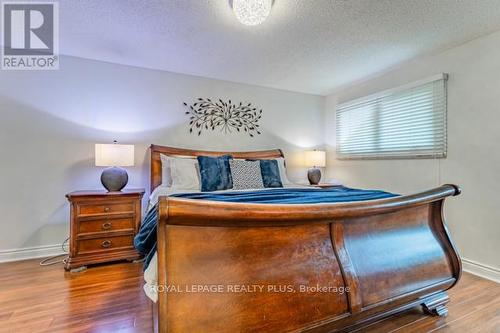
<box><xmin>430</xmin><ymin>199</ymin><xmax>463</xmax><ymax>288</ymax></box>
<box><xmin>422</xmin><ymin>291</ymin><xmax>450</xmax><ymax>317</ymax></box>
<box><xmin>156</xmin><ymin>202</ymin><xmax>168</xmax><ymax>333</ymax></box>
<box><xmin>66</xmin><ymin>188</ymin><xmax>145</xmax><ymax>199</ymax></box>
<box><xmin>330</xmin><ymin>222</ymin><xmax>362</xmax><ymax>314</ymax></box>
<box><xmin>160</xmin><ymin>184</ymin><xmax>459</xmax><ymax>227</ymax></box>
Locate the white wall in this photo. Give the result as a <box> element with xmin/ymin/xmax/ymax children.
<box><xmin>0</xmin><ymin>56</ymin><xmax>324</xmax><ymax>253</ymax></box>
<box><xmin>2</xmin><ymin>31</ymin><xmax>499</xmax><ymax>279</ymax></box>
<box><xmin>325</xmin><ymin>30</ymin><xmax>500</xmax><ymax>274</ymax></box>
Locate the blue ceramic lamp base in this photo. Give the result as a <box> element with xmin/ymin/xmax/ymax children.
<box><xmin>101</xmin><ymin>166</ymin><xmax>128</xmax><ymax>192</ymax></box>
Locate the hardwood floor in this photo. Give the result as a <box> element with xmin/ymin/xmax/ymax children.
<box><xmin>0</xmin><ymin>258</ymin><xmax>152</xmax><ymax>333</ymax></box>
<box><xmin>0</xmin><ymin>258</ymin><xmax>498</xmax><ymax>333</ymax></box>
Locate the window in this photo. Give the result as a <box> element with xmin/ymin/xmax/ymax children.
<box><xmin>336</xmin><ymin>74</ymin><xmax>447</xmax><ymax>159</ymax></box>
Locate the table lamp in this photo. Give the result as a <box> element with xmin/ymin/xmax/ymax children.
<box><xmin>95</xmin><ymin>142</ymin><xmax>134</xmax><ymax>192</ymax></box>
<box><xmin>304</xmin><ymin>150</ymin><xmax>326</xmax><ymax>185</ymax></box>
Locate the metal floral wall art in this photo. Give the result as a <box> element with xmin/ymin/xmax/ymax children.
<box><xmin>183</xmin><ymin>98</ymin><xmax>262</xmax><ymax>137</ymax></box>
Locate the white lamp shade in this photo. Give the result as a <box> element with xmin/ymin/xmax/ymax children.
<box><xmin>304</xmin><ymin>150</ymin><xmax>326</xmax><ymax>167</ymax></box>
<box><xmin>95</xmin><ymin>144</ymin><xmax>135</xmax><ymax>167</ymax></box>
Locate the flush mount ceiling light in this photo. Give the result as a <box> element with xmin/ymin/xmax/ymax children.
<box><xmin>233</xmin><ymin>0</ymin><xmax>272</xmax><ymax>26</ymax></box>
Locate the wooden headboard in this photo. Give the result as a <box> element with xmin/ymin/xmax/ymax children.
<box><xmin>150</xmin><ymin>145</ymin><xmax>284</xmax><ymax>193</ymax></box>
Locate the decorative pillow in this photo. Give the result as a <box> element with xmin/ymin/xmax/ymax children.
<box><xmin>241</xmin><ymin>157</ymin><xmax>292</xmax><ymax>186</ymax></box>
<box><xmin>229</xmin><ymin>160</ymin><xmax>265</xmax><ymax>190</ymax></box>
<box><xmin>259</xmin><ymin>159</ymin><xmax>283</xmax><ymax>188</ymax></box>
<box><xmin>197</xmin><ymin>155</ymin><xmax>233</xmax><ymax>192</ymax></box>
<box><xmin>170</xmin><ymin>157</ymin><xmax>200</xmax><ymax>189</ymax></box>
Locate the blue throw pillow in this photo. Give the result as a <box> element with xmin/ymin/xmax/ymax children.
<box><xmin>197</xmin><ymin>155</ymin><xmax>233</xmax><ymax>192</ymax></box>
<box><xmin>260</xmin><ymin>159</ymin><xmax>283</xmax><ymax>188</ymax></box>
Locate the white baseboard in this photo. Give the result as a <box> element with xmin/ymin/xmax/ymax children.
<box><xmin>462</xmin><ymin>258</ymin><xmax>500</xmax><ymax>283</ymax></box>
<box><xmin>0</xmin><ymin>244</ymin><xmax>65</xmax><ymax>263</ymax></box>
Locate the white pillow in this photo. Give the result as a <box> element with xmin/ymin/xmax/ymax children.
<box><xmin>160</xmin><ymin>154</ymin><xmax>173</xmax><ymax>187</ymax></box>
<box><xmin>161</xmin><ymin>154</ymin><xmax>200</xmax><ymax>189</ymax></box>
<box><xmin>276</xmin><ymin>157</ymin><xmax>293</xmax><ymax>185</ymax></box>
<box><xmin>170</xmin><ymin>157</ymin><xmax>200</xmax><ymax>190</ymax></box>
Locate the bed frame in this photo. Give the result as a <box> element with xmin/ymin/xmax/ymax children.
<box><xmin>150</xmin><ymin>144</ymin><xmax>462</xmax><ymax>333</ymax></box>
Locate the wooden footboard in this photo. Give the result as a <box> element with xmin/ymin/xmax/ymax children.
<box><xmin>153</xmin><ymin>184</ymin><xmax>461</xmax><ymax>333</ymax></box>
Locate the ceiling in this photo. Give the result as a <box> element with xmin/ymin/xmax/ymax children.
<box><xmin>55</xmin><ymin>0</ymin><xmax>500</xmax><ymax>95</ymax></box>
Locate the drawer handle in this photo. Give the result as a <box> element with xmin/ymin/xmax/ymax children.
<box><xmin>102</xmin><ymin>222</ymin><xmax>112</xmax><ymax>230</ymax></box>
<box><xmin>104</xmin><ymin>207</ymin><xmax>110</xmax><ymax>212</ymax></box>
<box><xmin>101</xmin><ymin>240</ymin><xmax>112</xmax><ymax>248</ymax></box>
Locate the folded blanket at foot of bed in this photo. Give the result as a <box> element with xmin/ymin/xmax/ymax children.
<box><xmin>134</xmin><ymin>186</ymin><xmax>397</xmax><ymax>268</ymax></box>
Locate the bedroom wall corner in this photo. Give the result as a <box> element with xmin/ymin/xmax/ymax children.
<box><xmin>323</xmin><ymin>29</ymin><xmax>500</xmax><ymax>277</ymax></box>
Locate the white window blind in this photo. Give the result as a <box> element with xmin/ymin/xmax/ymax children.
<box><xmin>336</xmin><ymin>74</ymin><xmax>447</xmax><ymax>159</ymax></box>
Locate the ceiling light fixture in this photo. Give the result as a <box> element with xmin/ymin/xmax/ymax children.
<box><xmin>233</xmin><ymin>0</ymin><xmax>272</xmax><ymax>26</ymax></box>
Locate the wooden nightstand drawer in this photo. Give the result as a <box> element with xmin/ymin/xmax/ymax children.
<box><xmin>78</xmin><ymin>217</ymin><xmax>135</xmax><ymax>234</ymax></box>
<box><xmin>78</xmin><ymin>235</ymin><xmax>135</xmax><ymax>255</ymax></box>
<box><xmin>77</xmin><ymin>201</ymin><xmax>135</xmax><ymax>217</ymax></box>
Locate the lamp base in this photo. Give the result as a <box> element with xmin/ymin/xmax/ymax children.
<box><xmin>308</xmin><ymin>168</ymin><xmax>321</xmax><ymax>185</ymax></box>
<box><xmin>101</xmin><ymin>167</ymin><xmax>128</xmax><ymax>192</ymax></box>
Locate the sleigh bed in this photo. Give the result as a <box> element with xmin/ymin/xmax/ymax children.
<box><xmin>147</xmin><ymin>144</ymin><xmax>462</xmax><ymax>333</ymax></box>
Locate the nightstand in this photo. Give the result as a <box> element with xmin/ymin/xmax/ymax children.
<box><xmin>307</xmin><ymin>179</ymin><xmax>343</xmax><ymax>189</ymax></box>
<box><xmin>65</xmin><ymin>189</ymin><xmax>145</xmax><ymax>271</ymax></box>
<box><xmin>310</xmin><ymin>183</ymin><xmax>342</xmax><ymax>189</ymax></box>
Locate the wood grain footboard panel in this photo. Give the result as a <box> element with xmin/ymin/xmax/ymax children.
<box><xmin>337</xmin><ymin>204</ymin><xmax>454</xmax><ymax>309</ymax></box>
<box><xmin>162</xmin><ymin>225</ymin><xmax>348</xmax><ymax>332</ymax></box>
<box><xmin>155</xmin><ymin>184</ymin><xmax>461</xmax><ymax>333</ymax></box>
